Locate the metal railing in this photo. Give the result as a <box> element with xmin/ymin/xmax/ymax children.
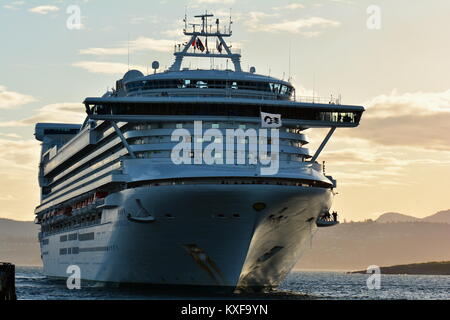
<box><xmin>294</xmin><ymin>95</ymin><xmax>342</xmax><ymax>105</ymax></box>
<box><xmin>130</xmin><ymin>90</ymin><xmax>342</xmax><ymax>105</ymax></box>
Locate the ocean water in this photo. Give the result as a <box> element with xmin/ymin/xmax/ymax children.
<box><xmin>15</xmin><ymin>266</ymin><xmax>450</xmax><ymax>300</ymax></box>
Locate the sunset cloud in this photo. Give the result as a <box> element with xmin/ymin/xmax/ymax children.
<box><xmin>0</xmin><ymin>86</ymin><xmax>36</xmax><ymax>109</ymax></box>
<box><xmin>354</xmin><ymin>90</ymin><xmax>450</xmax><ymax>151</ymax></box>
<box><xmin>22</xmin><ymin>103</ymin><xmax>86</xmax><ymax>125</ymax></box>
<box><xmin>303</xmin><ymin>89</ymin><xmax>450</xmax><ymax>189</ymax></box>
<box><xmin>0</xmin><ymin>138</ymin><xmax>40</xmax><ymax>221</ymax></box>
<box><xmin>0</xmin><ymin>103</ymin><xmax>86</xmax><ymax>127</ymax></box>
<box><xmin>364</xmin><ymin>89</ymin><xmax>450</xmax><ymax>118</ymax></box>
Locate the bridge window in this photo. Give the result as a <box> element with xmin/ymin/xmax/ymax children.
<box><xmin>92</xmin><ymin>103</ymin><xmax>362</xmax><ymax>125</ymax></box>
<box><xmin>124</xmin><ymin>79</ymin><xmax>293</xmax><ymax>97</ymax></box>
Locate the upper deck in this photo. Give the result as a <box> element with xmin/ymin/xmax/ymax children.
<box><xmin>85</xmin><ymin>11</ymin><xmax>363</xmax><ymax>127</ymax></box>
<box><xmin>119</xmin><ymin>69</ymin><xmax>295</xmax><ymax>101</ymax></box>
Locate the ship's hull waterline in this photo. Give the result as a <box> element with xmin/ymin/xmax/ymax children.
<box><xmin>41</xmin><ymin>184</ymin><xmax>332</xmax><ymax>291</ymax></box>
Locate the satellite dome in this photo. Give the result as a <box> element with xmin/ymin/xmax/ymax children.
<box><xmin>123</xmin><ymin>69</ymin><xmax>144</xmax><ymax>82</ymax></box>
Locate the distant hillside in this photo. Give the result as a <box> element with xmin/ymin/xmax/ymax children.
<box><xmin>376</xmin><ymin>212</ymin><xmax>420</xmax><ymax>223</ymax></box>
<box><xmin>0</xmin><ymin>219</ymin><xmax>41</xmax><ymax>266</ymax></box>
<box><xmin>351</xmin><ymin>261</ymin><xmax>450</xmax><ymax>275</ymax></box>
<box><xmin>423</xmin><ymin>210</ymin><xmax>450</xmax><ymax>224</ymax></box>
<box><xmin>2</xmin><ymin>209</ymin><xmax>450</xmax><ymax>269</ymax></box>
<box><xmin>0</xmin><ymin>218</ymin><xmax>39</xmax><ymax>238</ymax></box>
<box><xmin>296</xmin><ymin>221</ymin><xmax>450</xmax><ymax>271</ymax></box>
<box><xmin>376</xmin><ymin>210</ymin><xmax>450</xmax><ymax>224</ymax></box>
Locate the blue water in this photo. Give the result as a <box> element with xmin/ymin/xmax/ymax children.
<box><xmin>15</xmin><ymin>266</ymin><xmax>450</xmax><ymax>300</ymax></box>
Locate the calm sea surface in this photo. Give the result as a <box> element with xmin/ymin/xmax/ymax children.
<box><xmin>15</xmin><ymin>266</ymin><xmax>450</xmax><ymax>300</ymax></box>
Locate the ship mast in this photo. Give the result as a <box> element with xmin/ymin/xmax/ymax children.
<box><xmin>169</xmin><ymin>11</ymin><xmax>242</xmax><ymax>72</ymax></box>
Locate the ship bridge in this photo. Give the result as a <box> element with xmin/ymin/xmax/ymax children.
<box><xmin>119</xmin><ymin>69</ymin><xmax>295</xmax><ymax>101</ymax></box>
<box><xmin>88</xmin><ymin>12</ymin><xmax>364</xmax><ymax>130</ymax></box>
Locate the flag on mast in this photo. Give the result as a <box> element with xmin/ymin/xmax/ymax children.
<box><xmin>196</xmin><ymin>38</ymin><xmax>205</xmax><ymax>52</ymax></box>
<box><xmin>216</xmin><ymin>39</ymin><xmax>223</xmax><ymax>53</ymax></box>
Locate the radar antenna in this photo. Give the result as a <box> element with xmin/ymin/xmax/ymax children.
<box><xmin>169</xmin><ymin>11</ymin><xmax>242</xmax><ymax>72</ymax></box>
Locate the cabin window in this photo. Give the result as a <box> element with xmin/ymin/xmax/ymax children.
<box><xmin>79</xmin><ymin>232</ymin><xmax>95</xmax><ymax>241</ymax></box>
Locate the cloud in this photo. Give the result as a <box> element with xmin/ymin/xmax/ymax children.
<box><xmin>0</xmin><ymin>138</ymin><xmax>40</xmax><ymax>170</ymax></box>
<box><xmin>273</xmin><ymin>3</ymin><xmax>305</xmax><ymax>10</ymax></box>
<box><xmin>29</xmin><ymin>5</ymin><xmax>59</xmax><ymax>15</ymax></box>
<box><xmin>72</xmin><ymin>61</ymin><xmax>146</xmax><ymax>75</ymax></box>
<box><xmin>0</xmin><ymin>86</ymin><xmax>36</xmax><ymax>109</ymax></box>
<box><xmin>246</xmin><ymin>11</ymin><xmax>278</xmax><ymax>25</ymax></box>
<box><xmin>193</xmin><ymin>0</ymin><xmax>235</xmax><ymax>3</ymax></box>
<box><xmin>79</xmin><ymin>48</ymin><xmax>129</xmax><ymax>55</ymax></box>
<box><xmin>0</xmin><ymin>103</ymin><xmax>86</xmax><ymax>127</ymax></box>
<box><xmin>129</xmin><ymin>37</ymin><xmax>177</xmax><ymax>53</ymax></box>
<box><xmin>350</xmin><ymin>90</ymin><xmax>450</xmax><ymax>151</ymax></box>
<box><xmin>0</xmin><ymin>133</ymin><xmax>21</xmax><ymax>139</ymax></box>
<box><xmin>363</xmin><ymin>89</ymin><xmax>450</xmax><ymax>118</ymax></box>
<box><xmin>162</xmin><ymin>28</ymin><xmax>184</xmax><ymax>38</ymax></box>
<box><xmin>3</xmin><ymin>1</ymin><xmax>25</xmax><ymax>10</ymax></box>
<box><xmin>330</xmin><ymin>0</ymin><xmax>355</xmax><ymax>4</ymax></box>
<box><xmin>355</xmin><ymin>113</ymin><xmax>450</xmax><ymax>151</ymax></box>
<box><xmin>264</xmin><ymin>17</ymin><xmax>341</xmax><ymax>35</ymax></box>
<box><xmin>79</xmin><ymin>36</ymin><xmax>177</xmax><ymax>56</ymax></box>
<box><xmin>290</xmin><ymin>78</ymin><xmax>314</xmax><ymax>97</ymax></box>
<box><xmin>0</xmin><ymin>137</ymin><xmax>41</xmax><ymax>221</ymax></box>
<box><xmin>305</xmin><ymin>88</ymin><xmax>450</xmax><ymax>186</ymax></box>
<box><xmin>21</xmin><ymin>103</ymin><xmax>86</xmax><ymax>125</ymax></box>
<box><xmin>239</xmin><ymin>12</ymin><xmax>340</xmax><ymax>36</ymax></box>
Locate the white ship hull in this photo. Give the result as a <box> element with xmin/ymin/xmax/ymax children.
<box><xmin>41</xmin><ymin>184</ymin><xmax>332</xmax><ymax>290</ymax></box>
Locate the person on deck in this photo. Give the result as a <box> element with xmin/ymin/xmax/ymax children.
<box><xmin>332</xmin><ymin>211</ymin><xmax>338</xmax><ymax>222</ymax></box>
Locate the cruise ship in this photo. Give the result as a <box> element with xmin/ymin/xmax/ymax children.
<box><xmin>34</xmin><ymin>13</ymin><xmax>364</xmax><ymax>292</ymax></box>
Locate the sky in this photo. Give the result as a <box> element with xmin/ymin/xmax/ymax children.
<box><xmin>0</xmin><ymin>0</ymin><xmax>449</xmax><ymax>221</ymax></box>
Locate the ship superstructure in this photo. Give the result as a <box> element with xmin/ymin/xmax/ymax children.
<box><xmin>34</xmin><ymin>13</ymin><xmax>364</xmax><ymax>291</ymax></box>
